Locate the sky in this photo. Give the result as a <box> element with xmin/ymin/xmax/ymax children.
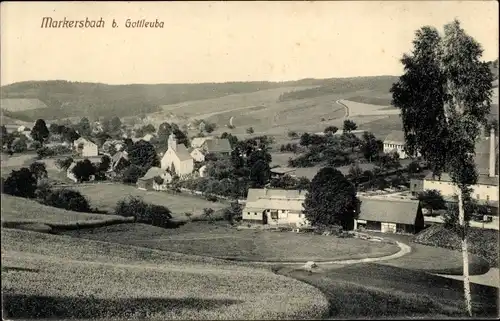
<box><xmin>1</xmin><ymin>1</ymin><xmax>498</xmax><ymax>85</ymax></box>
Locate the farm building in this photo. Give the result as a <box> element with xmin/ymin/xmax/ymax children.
<box><xmin>383</xmin><ymin>130</ymin><xmax>408</xmax><ymax>159</ymax></box>
<box><xmin>242</xmin><ymin>188</ymin><xmax>310</xmax><ymax>227</ymax></box>
<box><xmin>160</xmin><ymin>134</ymin><xmax>194</xmax><ymax>178</ymax></box>
<box><xmin>190</xmin><ymin>138</ymin><xmax>232</xmax><ymax>162</ymax></box>
<box><xmin>73</xmin><ymin>137</ymin><xmax>98</xmax><ymax>157</ymax></box>
<box><xmin>137</xmin><ymin>167</ymin><xmax>172</xmax><ymax>191</ymax></box>
<box><xmin>354</xmin><ymin>197</ymin><xmax>424</xmax><ymax>234</ymax></box>
<box><xmin>423</xmin><ymin>128</ymin><xmax>499</xmax><ymax>202</ymax></box>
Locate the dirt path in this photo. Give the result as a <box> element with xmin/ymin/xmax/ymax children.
<box><xmin>242</xmin><ymin>240</ymin><xmax>411</xmax><ymax>266</ymax></box>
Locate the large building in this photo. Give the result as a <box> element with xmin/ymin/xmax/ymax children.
<box><xmin>383</xmin><ymin>130</ymin><xmax>408</xmax><ymax>159</ymax></box>
<box><xmin>422</xmin><ymin>128</ymin><xmax>499</xmax><ymax>203</ymax></box>
<box><xmin>242</xmin><ymin>188</ymin><xmax>310</xmax><ymax>227</ymax></box>
<box><xmin>160</xmin><ymin>134</ymin><xmax>194</xmax><ymax>178</ymax></box>
<box><xmin>73</xmin><ymin>137</ymin><xmax>98</xmax><ymax>157</ymax></box>
<box><xmin>354</xmin><ymin>197</ymin><xmax>424</xmax><ymax>234</ymax></box>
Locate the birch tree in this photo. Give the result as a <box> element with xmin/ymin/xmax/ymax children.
<box><xmin>390</xmin><ymin>20</ymin><xmax>493</xmax><ymax>316</ymax></box>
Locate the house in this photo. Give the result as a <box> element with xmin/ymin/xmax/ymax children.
<box><xmin>190</xmin><ymin>138</ymin><xmax>232</xmax><ymax>162</ymax></box>
<box><xmin>191</xmin><ymin>136</ymin><xmax>214</xmax><ymax>148</ymax></box>
<box><xmin>354</xmin><ymin>197</ymin><xmax>424</xmax><ymax>234</ymax></box>
<box><xmin>160</xmin><ymin>134</ymin><xmax>194</xmax><ymax>178</ymax></box>
<box><xmin>137</xmin><ymin>167</ymin><xmax>172</xmax><ymax>191</ymax></box>
<box><xmin>383</xmin><ymin>130</ymin><xmax>408</xmax><ymax>159</ymax></box>
<box><xmin>422</xmin><ymin>128</ymin><xmax>499</xmax><ymax>202</ymax></box>
<box><xmin>110</xmin><ymin>151</ymin><xmax>130</xmax><ymax>172</ymax></box>
<box><xmin>73</xmin><ymin>137</ymin><xmax>98</xmax><ymax>157</ymax></box>
<box><xmin>17</xmin><ymin>125</ymin><xmax>30</xmax><ymax>133</ymax></box>
<box><xmin>409</xmin><ymin>178</ymin><xmax>424</xmax><ymax>196</ymax></box>
<box><xmin>242</xmin><ymin>188</ymin><xmax>310</xmax><ymax>227</ymax></box>
<box><xmin>270</xmin><ymin>167</ymin><xmax>297</xmax><ymax>178</ymax></box>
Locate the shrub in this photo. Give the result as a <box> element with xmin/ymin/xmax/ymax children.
<box><xmin>246</xmin><ymin>127</ymin><xmax>255</xmax><ymax>134</ymax></box>
<box><xmin>3</xmin><ymin>168</ymin><xmax>37</xmax><ymax>198</ymax></box>
<box><xmin>115</xmin><ymin>196</ymin><xmax>172</xmax><ymax>227</ymax></box>
<box><xmin>40</xmin><ymin>188</ymin><xmax>92</xmax><ymax>212</ymax></box>
<box><xmin>56</xmin><ymin>157</ymin><xmax>74</xmax><ymax>171</ymax></box>
<box><xmin>122</xmin><ymin>165</ymin><xmax>146</xmax><ymax>184</ymax></box>
<box><xmin>206</xmin><ymin>194</ymin><xmax>218</xmax><ymax>202</ymax></box>
<box><xmin>11</xmin><ymin>138</ymin><xmax>27</xmax><ymax>153</ymax></box>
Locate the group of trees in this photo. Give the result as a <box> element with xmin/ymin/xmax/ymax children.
<box><xmin>390</xmin><ymin>19</ymin><xmax>494</xmax><ymax>315</ymax></box>
<box><xmin>1</xmin><ymin>162</ymin><xmax>92</xmax><ymax>213</ymax></box>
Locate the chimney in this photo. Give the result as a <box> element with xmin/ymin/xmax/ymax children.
<box><xmin>490</xmin><ymin>128</ymin><xmax>496</xmax><ymax>177</ymax></box>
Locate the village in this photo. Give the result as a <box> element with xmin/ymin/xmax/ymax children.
<box><xmin>1</xmin><ymin>2</ymin><xmax>499</xmax><ymax>320</ymax></box>
<box><xmin>2</xmin><ymin>113</ymin><xmax>498</xmax><ymax>232</ymax></box>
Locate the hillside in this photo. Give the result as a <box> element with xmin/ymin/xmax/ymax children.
<box><xmin>0</xmin><ymin>79</ymin><xmax>329</xmax><ymax>121</ymax></box>
<box><xmin>0</xmin><ymin>77</ymin><xmax>397</xmax><ymax>122</ymax></box>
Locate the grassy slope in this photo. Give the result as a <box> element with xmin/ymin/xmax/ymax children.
<box><xmin>62</xmin><ymin>221</ymin><xmax>400</xmax><ymax>262</ymax></box>
<box><xmin>2</xmin><ymin>228</ymin><xmax>329</xmax><ymax>320</ymax></box>
<box><xmin>276</xmin><ymin>263</ymin><xmax>498</xmax><ymax>319</ymax></box>
<box><xmin>413</xmin><ymin>224</ymin><xmax>499</xmax><ymax>267</ymax></box>
<box><xmin>0</xmin><ymin>194</ymin><xmax>133</xmax><ymax>229</ymax></box>
<box><xmin>72</xmin><ymin>184</ymin><xmax>227</xmax><ymax>218</ymax></box>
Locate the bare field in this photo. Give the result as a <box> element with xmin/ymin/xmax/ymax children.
<box><xmin>2</xmin><ymin>228</ymin><xmax>329</xmax><ymax>320</ymax></box>
<box><xmin>72</xmin><ymin>184</ymin><xmax>227</xmax><ymax>217</ymax></box>
<box><xmin>0</xmin><ymin>98</ymin><xmax>48</xmax><ymax>112</ymax></box>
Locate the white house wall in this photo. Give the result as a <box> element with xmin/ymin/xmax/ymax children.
<box><xmin>423</xmin><ymin>180</ymin><xmax>499</xmax><ymax>202</ymax></box>
<box><xmin>383</xmin><ymin>143</ymin><xmax>407</xmax><ymax>159</ymax></box>
<box><xmin>82</xmin><ymin>144</ymin><xmax>98</xmax><ymax>157</ymax></box>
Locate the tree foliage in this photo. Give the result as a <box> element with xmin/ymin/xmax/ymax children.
<box><xmin>343</xmin><ymin>119</ymin><xmax>357</xmax><ymax>133</ymax></box>
<box><xmin>417</xmin><ymin>189</ymin><xmax>446</xmax><ymax>215</ymax></box>
<box><xmin>31</xmin><ymin>119</ymin><xmax>50</xmax><ymax>144</ymax></box>
<box><xmin>3</xmin><ymin>167</ymin><xmax>38</xmax><ymax>198</ymax></box>
<box><xmin>303</xmin><ymin>167</ymin><xmax>358</xmax><ymax>229</ymax></box>
<box><xmin>127</xmin><ymin>140</ymin><xmax>159</xmax><ymax>169</ymax></box>
<box><xmin>390</xmin><ymin>20</ymin><xmax>494</xmax><ymax>316</ymax></box>
<box><xmin>72</xmin><ymin>159</ymin><xmax>96</xmax><ymax>182</ymax></box>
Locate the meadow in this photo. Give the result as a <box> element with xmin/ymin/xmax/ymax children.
<box><xmin>62</xmin><ymin>221</ymin><xmax>400</xmax><ymax>262</ymax></box>
<box><xmin>0</xmin><ymin>194</ymin><xmax>134</xmax><ymax>231</ymax></box>
<box><xmin>2</xmin><ymin>228</ymin><xmax>329</xmax><ymax>320</ymax></box>
<box><xmin>72</xmin><ymin>184</ymin><xmax>227</xmax><ymax>218</ymax></box>
<box><xmin>276</xmin><ymin>262</ymin><xmax>498</xmax><ymax>319</ymax></box>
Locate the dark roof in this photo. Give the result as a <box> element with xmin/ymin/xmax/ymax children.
<box><xmin>204</xmin><ymin>139</ymin><xmax>232</xmax><ymax>153</ymax></box>
<box><xmin>383</xmin><ymin>130</ymin><xmax>405</xmax><ymax>145</ymax></box>
<box><xmin>358</xmin><ymin>197</ymin><xmax>420</xmax><ymax>225</ymax></box>
<box><xmin>424</xmin><ymin>172</ymin><xmax>498</xmax><ymax>186</ymax></box>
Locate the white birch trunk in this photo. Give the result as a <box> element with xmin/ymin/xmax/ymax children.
<box><xmin>457</xmin><ymin>187</ymin><xmax>473</xmax><ymax>316</ymax></box>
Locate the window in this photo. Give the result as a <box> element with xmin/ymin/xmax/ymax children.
<box><xmin>476</xmin><ymin>194</ymin><xmax>480</xmax><ymax>199</ymax></box>
<box><xmin>487</xmin><ymin>195</ymin><xmax>490</xmax><ymax>201</ymax></box>
<box><xmin>270</xmin><ymin>211</ymin><xmax>278</xmax><ymax>220</ymax></box>
<box><xmin>254</xmin><ymin>212</ymin><xmax>257</xmax><ymax>215</ymax></box>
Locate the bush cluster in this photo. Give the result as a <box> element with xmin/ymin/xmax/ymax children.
<box><xmin>115</xmin><ymin>196</ymin><xmax>172</xmax><ymax>227</ymax></box>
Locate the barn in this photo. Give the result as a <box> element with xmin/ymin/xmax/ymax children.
<box><xmin>354</xmin><ymin>197</ymin><xmax>424</xmax><ymax>234</ymax></box>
